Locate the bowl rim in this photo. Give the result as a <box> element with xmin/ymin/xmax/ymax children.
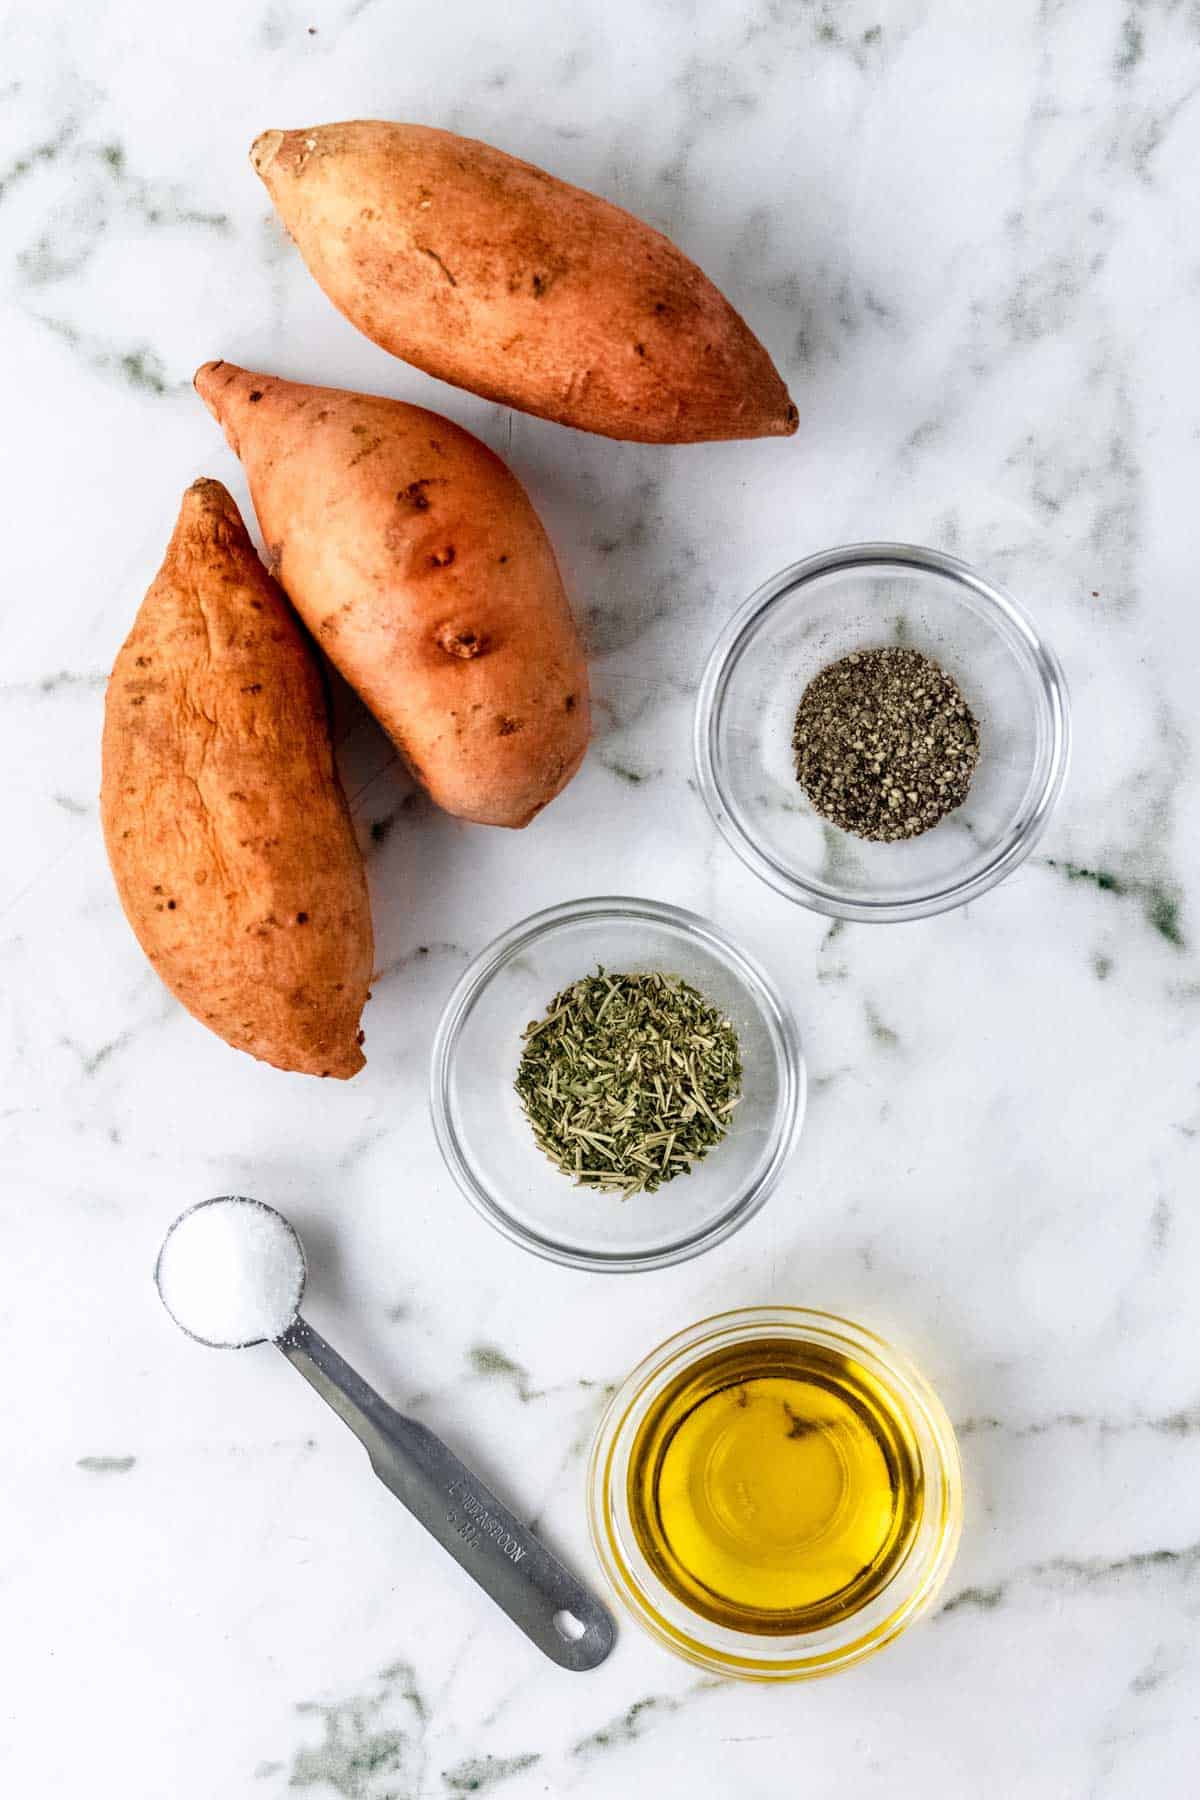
<box><xmin>429</xmin><ymin>895</ymin><xmax>806</xmax><ymax>1273</ymax></box>
<box><xmin>693</xmin><ymin>541</ymin><xmax>1072</xmax><ymax>922</ymax></box>
<box><xmin>586</xmin><ymin>1304</ymin><xmax>964</xmax><ymax>1679</ymax></box>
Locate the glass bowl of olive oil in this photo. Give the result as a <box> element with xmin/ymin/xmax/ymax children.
<box><xmin>588</xmin><ymin>1307</ymin><xmax>962</xmax><ymax>1678</ymax></box>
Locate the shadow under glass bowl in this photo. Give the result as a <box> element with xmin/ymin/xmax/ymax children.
<box><xmin>430</xmin><ymin>898</ymin><xmax>804</xmax><ymax>1273</ymax></box>
<box><xmin>694</xmin><ymin>543</ymin><xmax>1071</xmax><ymax>922</ymax></box>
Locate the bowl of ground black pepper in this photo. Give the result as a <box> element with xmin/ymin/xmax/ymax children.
<box><xmin>695</xmin><ymin>544</ymin><xmax>1070</xmax><ymax>921</ymax></box>
<box><xmin>430</xmin><ymin>898</ymin><xmax>804</xmax><ymax>1271</ymax></box>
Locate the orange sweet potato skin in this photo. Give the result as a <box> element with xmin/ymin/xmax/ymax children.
<box><xmin>194</xmin><ymin>361</ymin><xmax>590</xmax><ymax>828</ymax></box>
<box><xmin>250</xmin><ymin>121</ymin><xmax>797</xmax><ymax>445</ymax></box>
<box><xmin>101</xmin><ymin>480</ymin><xmax>373</xmax><ymax>1078</ymax></box>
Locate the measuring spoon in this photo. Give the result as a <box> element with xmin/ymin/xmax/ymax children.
<box><xmin>155</xmin><ymin>1196</ymin><xmax>615</xmax><ymax>1672</ymax></box>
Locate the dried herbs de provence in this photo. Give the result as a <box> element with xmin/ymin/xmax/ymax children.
<box><xmin>515</xmin><ymin>969</ymin><xmax>743</xmax><ymax>1197</ymax></box>
<box><xmin>792</xmin><ymin>647</ymin><xmax>980</xmax><ymax>842</ymax></box>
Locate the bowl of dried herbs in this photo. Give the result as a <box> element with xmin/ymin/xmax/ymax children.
<box><xmin>430</xmin><ymin>897</ymin><xmax>804</xmax><ymax>1271</ymax></box>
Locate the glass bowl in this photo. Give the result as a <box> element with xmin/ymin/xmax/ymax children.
<box><xmin>588</xmin><ymin>1307</ymin><xmax>963</xmax><ymax>1679</ymax></box>
<box><xmin>430</xmin><ymin>898</ymin><xmax>804</xmax><ymax>1272</ymax></box>
<box><xmin>694</xmin><ymin>543</ymin><xmax>1070</xmax><ymax>921</ymax></box>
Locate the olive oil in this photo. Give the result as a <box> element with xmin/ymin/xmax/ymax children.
<box><xmin>627</xmin><ymin>1336</ymin><xmax>925</xmax><ymax>1635</ymax></box>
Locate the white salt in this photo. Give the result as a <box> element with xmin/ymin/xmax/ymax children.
<box><xmin>156</xmin><ymin>1198</ymin><xmax>305</xmax><ymax>1346</ymax></box>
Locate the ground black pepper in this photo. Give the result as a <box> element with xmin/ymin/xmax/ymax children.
<box><xmin>792</xmin><ymin>647</ymin><xmax>980</xmax><ymax>842</ymax></box>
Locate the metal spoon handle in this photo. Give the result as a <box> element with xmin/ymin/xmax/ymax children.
<box><xmin>277</xmin><ymin>1315</ymin><xmax>614</xmax><ymax>1671</ymax></box>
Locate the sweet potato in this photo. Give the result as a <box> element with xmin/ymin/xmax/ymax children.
<box><xmin>101</xmin><ymin>479</ymin><xmax>373</xmax><ymax>1078</ymax></box>
<box><xmin>194</xmin><ymin>361</ymin><xmax>589</xmax><ymax>828</ymax></box>
<box><xmin>249</xmin><ymin>121</ymin><xmax>797</xmax><ymax>445</ymax></box>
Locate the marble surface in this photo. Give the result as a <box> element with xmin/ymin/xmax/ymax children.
<box><xmin>4</xmin><ymin>1</ymin><xmax>1199</xmax><ymax>1794</ymax></box>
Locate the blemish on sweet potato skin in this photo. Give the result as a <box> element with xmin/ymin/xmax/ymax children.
<box><xmin>436</xmin><ymin>623</ymin><xmax>487</xmax><ymax>659</ymax></box>
<box><xmin>347</xmin><ymin>431</ymin><xmax>384</xmax><ymax>467</ymax></box>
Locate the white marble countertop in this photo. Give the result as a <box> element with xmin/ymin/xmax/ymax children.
<box><xmin>4</xmin><ymin>2</ymin><xmax>1200</xmax><ymax>1795</ymax></box>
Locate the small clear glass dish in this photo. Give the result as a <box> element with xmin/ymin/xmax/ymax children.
<box><xmin>588</xmin><ymin>1307</ymin><xmax>963</xmax><ymax>1680</ymax></box>
<box><xmin>694</xmin><ymin>544</ymin><xmax>1070</xmax><ymax>921</ymax></box>
<box><xmin>430</xmin><ymin>898</ymin><xmax>804</xmax><ymax>1272</ymax></box>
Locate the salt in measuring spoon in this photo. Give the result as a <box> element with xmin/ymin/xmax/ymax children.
<box><xmin>154</xmin><ymin>1196</ymin><xmax>615</xmax><ymax>1671</ymax></box>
